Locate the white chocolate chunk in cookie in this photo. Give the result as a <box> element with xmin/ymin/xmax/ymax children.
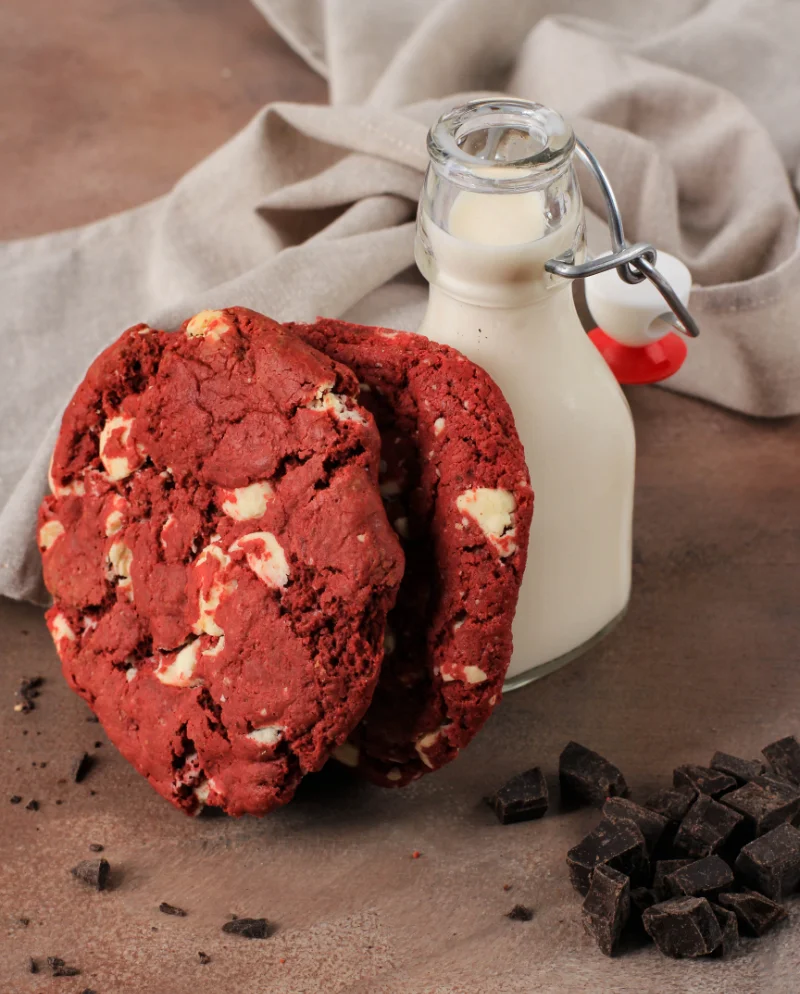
<box><xmin>99</xmin><ymin>415</ymin><xmax>145</xmax><ymax>481</ymax></box>
<box><xmin>434</xmin><ymin>417</ymin><xmax>446</xmax><ymax>436</ymax></box>
<box><xmin>192</xmin><ymin>542</ymin><xmax>236</xmax><ymax>637</ymax></box>
<box><xmin>48</xmin><ymin>452</ymin><xmax>86</xmax><ymax>497</ymax></box>
<box><xmin>246</xmin><ymin>725</ymin><xmax>284</xmax><ymax>746</ymax></box>
<box><xmin>415</xmin><ymin>728</ymin><xmax>443</xmax><ymax>770</ymax></box>
<box><xmin>219</xmin><ymin>481</ymin><xmax>274</xmax><ymax>521</ymax></box>
<box><xmin>49</xmin><ymin>612</ymin><xmax>76</xmax><ymax>645</ymax></box>
<box><xmin>108</xmin><ymin>540</ymin><xmax>133</xmax><ymax>580</ymax></box>
<box><xmin>104</xmin><ymin>494</ymin><xmax>128</xmax><ymax>537</ymax></box>
<box><xmin>456</xmin><ymin>488</ymin><xmax>517</xmax><ymax>557</ymax></box>
<box><xmin>155</xmin><ymin>640</ymin><xmax>203</xmax><ymax>688</ymax></box>
<box><xmin>160</xmin><ymin>514</ymin><xmax>176</xmax><ymax>551</ymax></box>
<box><xmin>230</xmin><ymin>532</ymin><xmax>289</xmax><ymax>589</ymax></box>
<box><xmin>308</xmin><ymin>381</ymin><xmax>366</xmax><ymax>424</ymax></box>
<box><xmin>386</xmin><ymin>768</ymin><xmax>403</xmax><ymax>782</ymax></box>
<box><xmin>185</xmin><ymin>309</ymin><xmax>234</xmax><ymax>341</ymax></box>
<box><xmin>332</xmin><ymin>742</ymin><xmax>360</xmax><ymax>768</ymax></box>
<box><xmin>125</xmin><ymin>666</ymin><xmax>137</xmax><ymax>682</ymax></box>
<box><xmin>38</xmin><ymin>519</ymin><xmax>65</xmax><ymax>551</ymax></box>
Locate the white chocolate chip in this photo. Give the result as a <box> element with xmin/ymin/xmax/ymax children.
<box><xmin>219</xmin><ymin>481</ymin><xmax>274</xmax><ymax>521</ymax></box>
<box><xmin>463</xmin><ymin>665</ymin><xmax>488</xmax><ymax>684</ymax></box>
<box><xmin>185</xmin><ymin>309</ymin><xmax>234</xmax><ymax>341</ymax></box>
<box><xmin>456</xmin><ymin>488</ymin><xmax>517</xmax><ymax>557</ymax></box>
<box><xmin>356</xmin><ymin>533</ymin><xmax>366</xmax><ymax>543</ymax></box>
<box><xmin>308</xmin><ymin>382</ymin><xmax>366</xmax><ymax>424</ymax></box>
<box><xmin>159</xmin><ymin>514</ymin><xmax>176</xmax><ymax>551</ymax></box>
<box><xmin>50</xmin><ymin>612</ymin><xmax>76</xmax><ymax>644</ymax></box>
<box><xmin>246</xmin><ymin>725</ymin><xmax>284</xmax><ymax>746</ymax></box>
<box><xmin>194</xmin><ymin>781</ymin><xmax>211</xmax><ymax>803</ymax></box>
<box><xmin>125</xmin><ymin>666</ymin><xmax>137</xmax><ymax>682</ymax></box>
<box><xmin>193</xmin><ymin>542</ymin><xmax>235</xmax><ymax>637</ymax></box>
<box><xmin>99</xmin><ymin>415</ymin><xmax>144</xmax><ymax>482</ymax></box>
<box><xmin>333</xmin><ymin>742</ymin><xmax>360</xmax><ymax>768</ymax></box>
<box><xmin>155</xmin><ymin>641</ymin><xmax>203</xmax><ymax>688</ymax></box>
<box><xmin>434</xmin><ymin>417</ymin><xmax>445</xmax><ymax>436</ymax></box>
<box><xmin>386</xmin><ymin>768</ymin><xmax>403</xmax><ymax>782</ymax></box>
<box><xmin>82</xmin><ymin>616</ymin><xmax>98</xmax><ymax>632</ymax></box>
<box><xmin>104</xmin><ymin>495</ymin><xmax>128</xmax><ymax>537</ymax></box>
<box><xmin>38</xmin><ymin>519</ymin><xmax>65</xmax><ymax>551</ymax></box>
<box><xmin>108</xmin><ymin>540</ymin><xmax>133</xmax><ymax>579</ymax></box>
<box><xmin>393</xmin><ymin>517</ymin><xmax>409</xmax><ymax>539</ymax></box>
<box><xmin>229</xmin><ymin>532</ymin><xmax>289</xmax><ymax>588</ymax></box>
<box><xmin>358</xmin><ymin>383</ymin><xmax>372</xmax><ymax>393</ymax></box>
<box><xmin>453</xmin><ymin>618</ymin><xmax>465</xmax><ymax>631</ymax></box>
<box><xmin>415</xmin><ymin>729</ymin><xmax>443</xmax><ymax>769</ymax></box>
<box><xmin>489</xmin><ymin>694</ymin><xmax>497</xmax><ymax>706</ymax></box>
<box><xmin>137</xmin><ymin>326</ymin><xmax>152</xmax><ymax>335</ymax></box>
<box><xmin>48</xmin><ymin>452</ymin><xmax>86</xmax><ymax>497</ymax></box>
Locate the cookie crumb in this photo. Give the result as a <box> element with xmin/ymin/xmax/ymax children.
<box><xmin>29</xmin><ymin>958</ymin><xmax>38</xmax><ymax>973</ymax></box>
<box><xmin>503</xmin><ymin>883</ymin><xmax>512</xmax><ymax>891</ymax></box>
<box><xmin>506</xmin><ymin>904</ymin><xmax>534</xmax><ymax>922</ymax></box>
<box><xmin>88</xmin><ymin>843</ymin><xmax>104</xmax><ymax>852</ymax></box>
<box><xmin>71</xmin><ymin>752</ymin><xmax>94</xmax><ymax>783</ymax></box>
<box><xmin>198</xmin><ymin>951</ymin><xmax>211</xmax><ymax>965</ymax></box>
<box><xmin>411</xmin><ymin>850</ymin><xmax>422</xmax><ymax>859</ymax></box>
<box><xmin>25</xmin><ymin>799</ymin><xmax>39</xmax><ymax>811</ymax></box>
<box><xmin>221</xmin><ymin>917</ymin><xmax>274</xmax><ymax>939</ymax></box>
<box><xmin>159</xmin><ymin>902</ymin><xmax>187</xmax><ymax>917</ymax></box>
<box><xmin>15</xmin><ymin>676</ymin><xmax>43</xmax><ymax>714</ymax></box>
<box><xmin>47</xmin><ymin>956</ymin><xmax>81</xmax><ymax>977</ymax></box>
<box><xmin>9</xmin><ymin>795</ymin><xmax>21</xmax><ymax>804</ymax></box>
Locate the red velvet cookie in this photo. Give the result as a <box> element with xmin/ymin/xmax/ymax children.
<box><xmin>288</xmin><ymin>318</ymin><xmax>533</xmax><ymax>786</ymax></box>
<box><xmin>40</xmin><ymin>308</ymin><xmax>403</xmax><ymax>816</ymax></box>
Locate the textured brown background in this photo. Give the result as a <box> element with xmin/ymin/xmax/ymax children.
<box><xmin>2</xmin><ymin>2</ymin><xmax>800</xmax><ymax>992</ymax></box>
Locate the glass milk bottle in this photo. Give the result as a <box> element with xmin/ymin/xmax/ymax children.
<box><xmin>415</xmin><ymin>100</ymin><xmax>636</xmax><ymax>689</ymax></box>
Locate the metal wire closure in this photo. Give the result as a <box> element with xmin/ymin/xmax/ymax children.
<box><xmin>545</xmin><ymin>139</ymin><xmax>700</xmax><ymax>339</ymax></box>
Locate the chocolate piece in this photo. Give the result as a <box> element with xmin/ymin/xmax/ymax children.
<box><xmin>643</xmin><ymin>786</ymin><xmax>697</xmax><ymax>824</ymax></box>
<box><xmin>198</xmin><ymin>952</ymin><xmax>211</xmax><ymax>965</ymax></box>
<box><xmin>665</xmin><ymin>855</ymin><xmax>734</xmax><ymax>900</ymax></box>
<box><xmin>487</xmin><ymin>767</ymin><xmax>548</xmax><ymax>825</ymax></box>
<box><xmin>718</xmin><ymin>890</ymin><xmax>788</xmax><ymax>936</ymax></box>
<box><xmin>734</xmin><ymin>823</ymin><xmax>800</xmax><ymax>900</ymax></box>
<box><xmin>159</xmin><ymin>902</ymin><xmax>187</xmax><ymax>917</ymax></box>
<box><xmin>711</xmin><ymin>904</ymin><xmax>738</xmax><ymax>957</ymax></box>
<box><xmin>582</xmin><ymin>865</ymin><xmax>630</xmax><ymax>956</ymax></box>
<box><xmin>559</xmin><ymin>742</ymin><xmax>628</xmax><ymax>808</ymax></box>
<box><xmin>9</xmin><ymin>795</ymin><xmax>21</xmax><ymax>804</ymax></box>
<box><xmin>762</xmin><ymin>736</ymin><xmax>800</xmax><ymax>786</ymax></box>
<box><xmin>673</xmin><ymin>765</ymin><xmax>736</xmax><ymax>799</ymax></box>
<box><xmin>566</xmin><ymin>819</ymin><xmax>648</xmax><ymax>895</ymax></box>
<box><xmin>720</xmin><ymin>774</ymin><xmax>800</xmax><ymax>836</ymax></box>
<box><xmin>642</xmin><ymin>897</ymin><xmax>722</xmax><ymax>958</ymax></box>
<box><xmin>652</xmin><ymin>859</ymin><xmax>694</xmax><ymax>899</ymax></box>
<box><xmin>48</xmin><ymin>957</ymin><xmax>80</xmax><ymax>977</ymax></box>
<box><xmin>602</xmin><ymin>797</ymin><xmax>668</xmax><ymax>855</ymax></box>
<box><xmin>674</xmin><ymin>795</ymin><xmax>744</xmax><ymax>858</ymax></box>
<box><xmin>88</xmin><ymin>843</ymin><xmax>104</xmax><ymax>852</ymax></box>
<box><xmin>71</xmin><ymin>858</ymin><xmax>110</xmax><ymax>891</ymax></box>
<box><xmin>221</xmin><ymin>917</ymin><xmax>274</xmax><ymax>939</ymax></box>
<box><xmin>29</xmin><ymin>958</ymin><xmax>38</xmax><ymax>973</ymax></box>
<box><xmin>70</xmin><ymin>752</ymin><xmax>93</xmax><ymax>783</ymax></box>
<box><xmin>25</xmin><ymin>799</ymin><xmax>38</xmax><ymax>811</ymax></box>
<box><xmin>14</xmin><ymin>675</ymin><xmax>43</xmax><ymax>713</ymax></box>
<box><xmin>505</xmin><ymin>904</ymin><xmax>534</xmax><ymax>922</ymax></box>
<box><xmin>711</xmin><ymin>751</ymin><xmax>765</xmax><ymax>785</ymax></box>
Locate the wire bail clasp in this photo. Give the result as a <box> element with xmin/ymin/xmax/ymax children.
<box><xmin>544</xmin><ymin>140</ymin><xmax>700</xmax><ymax>340</ymax></box>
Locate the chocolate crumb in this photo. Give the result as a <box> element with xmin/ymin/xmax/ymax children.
<box><xmin>10</xmin><ymin>795</ymin><xmax>21</xmax><ymax>804</ymax></box>
<box><xmin>86</xmin><ymin>716</ymin><xmax>100</xmax><ymax>723</ymax></box>
<box><xmin>94</xmin><ymin>741</ymin><xmax>103</xmax><ymax>749</ymax></box>
<box><xmin>221</xmin><ymin>917</ymin><xmax>274</xmax><ymax>939</ymax></box>
<box><xmin>55</xmin><ymin>799</ymin><xmax>63</xmax><ymax>805</ymax></box>
<box><xmin>159</xmin><ymin>902</ymin><xmax>187</xmax><ymax>917</ymax></box>
<box><xmin>503</xmin><ymin>883</ymin><xmax>512</xmax><ymax>891</ymax></box>
<box><xmin>71</xmin><ymin>858</ymin><xmax>110</xmax><ymax>891</ymax></box>
<box><xmin>506</xmin><ymin>904</ymin><xmax>534</xmax><ymax>922</ymax></box>
<box><xmin>25</xmin><ymin>800</ymin><xmax>38</xmax><ymax>811</ymax></box>
<box><xmin>88</xmin><ymin>843</ymin><xmax>104</xmax><ymax>852</ymax></box>
<box><xmin>71</xmin><ymin>752</ymin><xmax>94</xmax><ymax>783</ymax></box>
<box><xmin>29</xmin><ymin>958</ymin><xmax>38</xmax><ymax>973</ymax></box>
<box><xmin>48</xmin><ymin>956</ymin><xmax>81</xmax><ymax>977</ymax></box>
<box><xmin>198</xmin><ymin>951</ymin><xmax>211</xmax><ymax>964</ymax></box>
<box><xmin>15</xmin><ymin>676</ymin><xmax>43</xmax><ymax>713</ymax></box>
<box><xmin>16</xmin><ymin>917</ymin><xmax>30</xmax><ymax>927</ymax></box>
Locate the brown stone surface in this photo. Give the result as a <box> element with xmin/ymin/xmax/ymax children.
<box><xmin>2</xmin><ymin>1</ymin><xmax>800</xmax><ymax>992</ymax></box>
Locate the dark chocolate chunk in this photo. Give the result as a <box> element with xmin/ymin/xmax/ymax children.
<box><xmin>559</xmin><ymin>742</ymin><xmax>628</xmax><ymax>808</ymax></box>
<box><xmin>221</xmin><ymin>917</ymin><xmax>274</xmax><ymax>939</ymax></box>
<box><xmin>652</xmin><ymin>859</ymin><xmax>694</xmax><ymax>899</ymax></box>
<box><xmin>665</xmin><ymin>855</ymin><xmax>734</xmax><ymax>900</ymax></box>
<box><xmin>71</xmin><ymin>752</ymin><xmax>94</xmax><ymax>783</ymax></box>
<box><xmin>718</xmin><ymin>890</ymin><xmax>788</xmax><ymax>937</ymax></box>
<box><xmin>642</xmin><ymin>896</ymin><xmax>722</xmax><ymax>958</ymax></box>
<box><xmin>602</xmin><ymin>797</ymin><xmax>668</xmax><ymax>855</ymax></box>
<box><xmin>643</xmin><ymin>786</ymin><xmax>697</xmax><ymax>824</ymax></box>
<box><xmin>720</xmin><ymin>774</ymin><xmax>800</xmax><ymax>836</ymax></box>
<box><xmin>673</xmin><ymin>765</ymin><xmax>736</xmax><ymax>799</ymax></box>
<box><xmin>198</xmin><ymin>952</ymin><xmax>211</xmax><ymax>965</ymax></box>
<box><xmin>159</xmin><ymin>902</ymin><xmax>187</xmax><ymax>917</ymax></box>
<box><xmin>486</xmin><ymin>767</ymin><xmax>548</xmax><ymax>824</ymax></box>
<box><xmin>505</xmin><ymin>904</ymin><xmax>534</xmax><ymax>922</ymax></box>
<box><xmin>566</xmin><ymin>819</ymin><xmax>648</xmax><ymax>896</ymax></box>
<box><xmin>9</xmin><ymin>795</ymin><xmax>21</xmax><ymax>804</ymax></box>
<box><xmin>582</xmin><ymin>865</ymin><xmax>630</xmax><ymax>956</ymax></box>
<box><xmin>25</xmin><ymin>799</ymin><xmax>38</xmax><ymax>811</ymax></box>
<box><xmin>88</xmin><ymin>843</ymin><xmax>104</xmax><ymax>852</ymax></box>
<box><xmin>734</xmin><ymin>823</ymin><xmax>800</xmax><ymax>900</ymax></box>
<box><xmin>762</xmin><ymin>736</ymin><xmax>800</xmax><ymax>786</ymax></box>
<box><xmin>674</xmin><ymin>795</ymin><xmax>744</xmax><ymax>858</ymax></box>
<box><xmin>711</xmin><ymin>904</ymin><xmax>738</xmax><ymax>957</ymax></box>
<box><xmin>71</xmin><ymin>858</ymin><xmax>110</xmax><ymax>891</ymax></box>
<box><xmin>48</xmin><ymin>956</ymin><xmax>81</xmax><ymax>977</ymax></box>
<box><xmin>711</xmin><ymin>751</ymin><xmax>765</xmax><ymax>785</ymax></box>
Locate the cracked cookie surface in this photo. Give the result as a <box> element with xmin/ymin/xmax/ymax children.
<box><xmin>40</xmin><ymin>308</ymin><xmax>403</xmax><ymax>816</ymax></box>
<box><xmin>289</xmin><ymin>318</ymin><xmax>533</xmax><ymax>785</ymax></box>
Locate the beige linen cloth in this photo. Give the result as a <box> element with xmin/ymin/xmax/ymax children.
<box><xmin>3</xmin><ymin>0</ymin><xmax>800</xmax><ymax>603</ymax></box>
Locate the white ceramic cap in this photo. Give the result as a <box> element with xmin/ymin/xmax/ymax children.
<box><xmin>585</xmin><ymin>251</ymin><xmax>692</xmax><ymax>348</ymax></box>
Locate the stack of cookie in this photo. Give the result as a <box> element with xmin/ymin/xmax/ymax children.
<box><xmin>38</xmin><ymin>308</ymin><xmax>532</xmax><ymax>816</ymax></box>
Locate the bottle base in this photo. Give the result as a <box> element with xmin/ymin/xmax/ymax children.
<box><xmin>502</xmin><ymin>604</ymin><xmax>629</xmax><ymax>693</ymax></box>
